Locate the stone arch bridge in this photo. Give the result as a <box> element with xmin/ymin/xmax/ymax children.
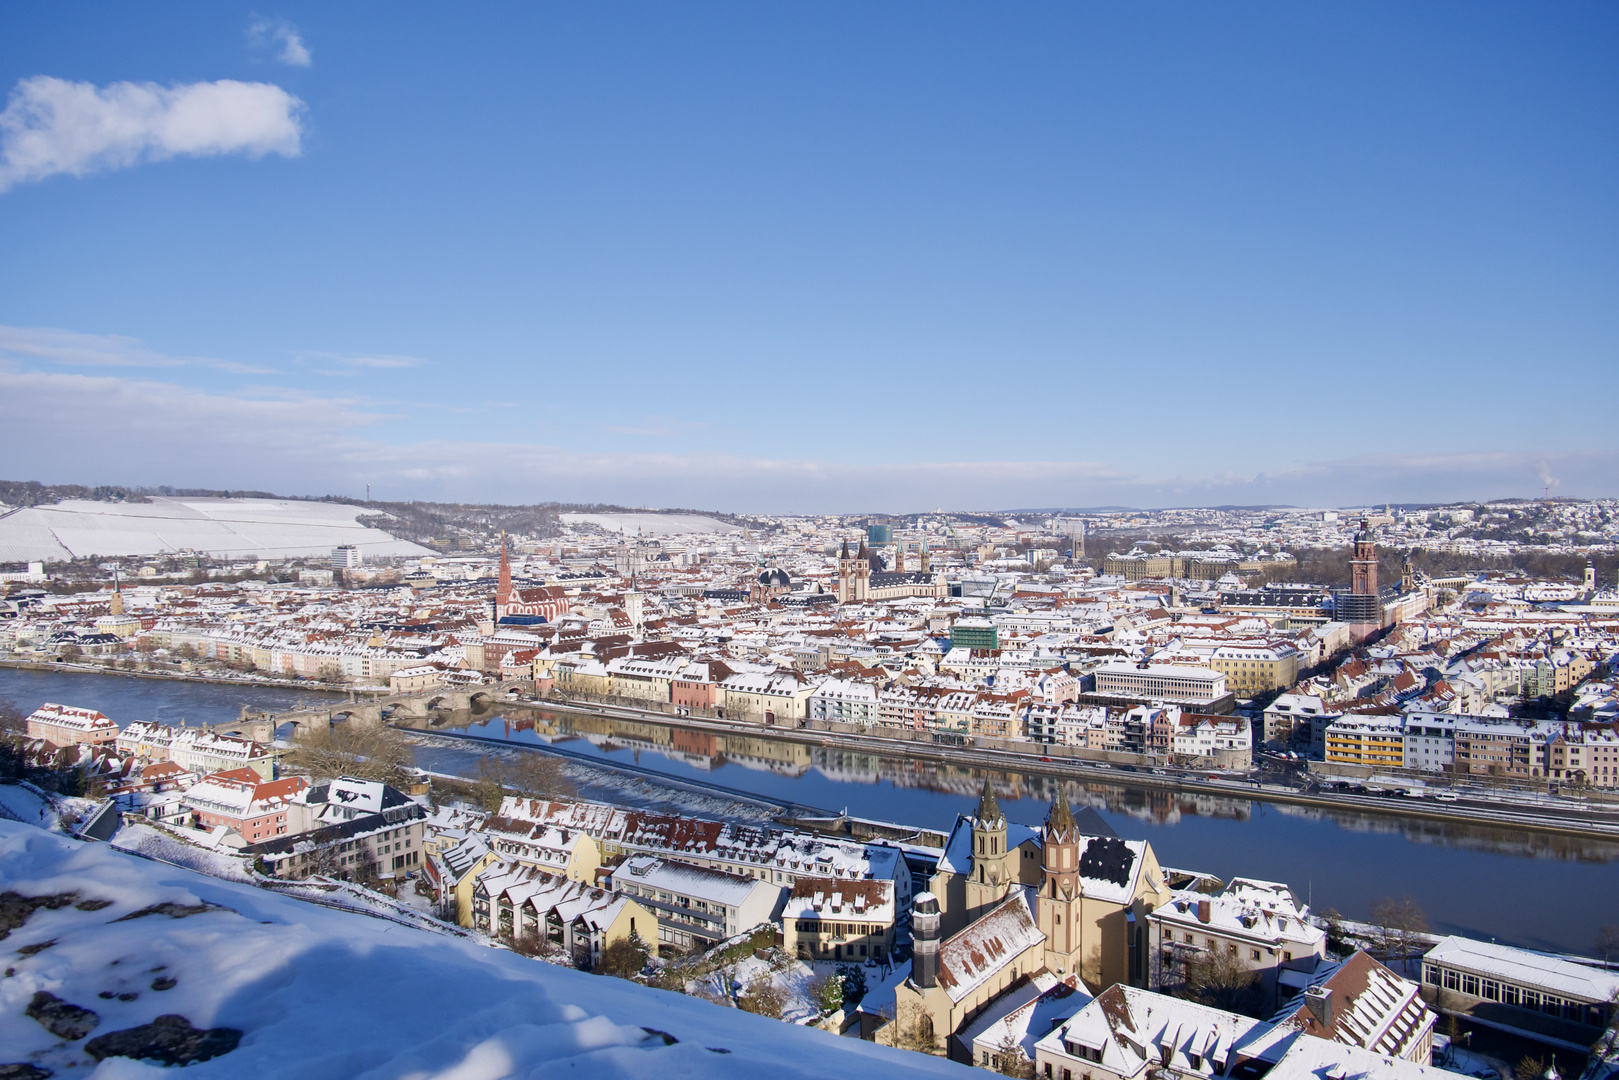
<box><xmin>260</xmin><ymin>680</ymin><xmax>532</xmax><ymax>739</ymax></box>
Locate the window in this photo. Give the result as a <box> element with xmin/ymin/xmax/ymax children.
<box><xmin>1502</xmin><ymin>986</ymin><xmax>1520</xmax><ymax>1006</ymax></box>
<box><xmin>1461</xmin><ymin>974</ymin><xmax>1479</xmax><ymax>996</ymax></box>
<box><xmin>1252</xmin><ymin>950</ymin><xmax>1262</xmax><ymax>961</ymax></box>
<box><xmin>1443</xmin><ymin>970</ymin><xmax>1460</xmax><ymax>991</ymax></box>
<box><xmin>1424</xmin><ymin>966</ymin><xmax>1440</xmax><ymax>986</ymax></box>
<box><xmin>1482</xmin><ymin>980</ymin><xmax>1500</xmax><ymax>1001</ymax></box>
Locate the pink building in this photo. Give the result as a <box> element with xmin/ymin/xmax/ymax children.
<box><xmin>25</xmin><ymin>703</ymin><xmax>118</xmax><ymax>748</ymax></box>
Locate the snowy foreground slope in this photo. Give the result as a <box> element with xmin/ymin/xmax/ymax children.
<box><xmin>0</xmin><ymin>821</ymin><xmax>968</xmax><ymax>1079</ymax></box>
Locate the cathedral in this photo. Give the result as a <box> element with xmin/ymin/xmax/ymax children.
<box><xmin>836</xmin><ymin>537</ymin><xmax>946</xmax><ymax>604</ymax></box>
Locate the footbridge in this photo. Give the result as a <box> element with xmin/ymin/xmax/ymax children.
<box><xmin>265</xmin><ymin>680</ymin><xmax>533</xmax><ymax>738</ymax></box>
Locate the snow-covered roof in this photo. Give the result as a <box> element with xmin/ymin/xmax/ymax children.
<box><xmin>1038</xmin><ymin>983</ymin><xmax>1262</xmax><ymax>1078</ymax></box>
<box><xmin>1424</xmin><ymin>935</ymin><xmax>1619</xmax><ymax>1003</ymax></box>
<box><xmin>935</xmin><ymin>890</ymin><xmax>1046</xmax><ymax>1004</ymax></box>
<box><xmin>612</xmin><ymin>855</ymin><xmax>770</xmax><ymax>907</ymax></box>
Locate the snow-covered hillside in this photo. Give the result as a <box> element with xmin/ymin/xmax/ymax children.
<box><xmin>0</xmin><ymin>497</ymin><xmax>432</xmax><ymax>563</ymax></box>
<box><xmin>0</xmin><ymin>820</ymin><xmax>968</xmax><ymax>1079</ymax></box>
<box><xmin>558</xmin><ymin>512</ymin><xmax>741</xmax><ymax>536</ymax></box>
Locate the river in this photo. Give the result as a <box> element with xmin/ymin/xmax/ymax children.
<box><xmin>5</xmin><ymin>667</ymin><xmax>1617</xmax><ymax>957</ymax></box>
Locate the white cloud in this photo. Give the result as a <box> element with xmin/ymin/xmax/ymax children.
<box><xmin>602</xmin><ymin>417</ymin><xmax>710</xmax><ymax>438</ymax></box>
<box><xmin>306</xmin><ymin>352</ymin><xmax>429</xmax><ymax>374</ymax></box>
<box><xmin>0</xmin><ymin>325</ymin><xmax>277</xmax><ymax>374</ymax></box>
<box><xmin>249</xmin><ymin>18</ymin><xmax>313</xmax><ymax>68</ymax></box>
<box><xmin>0</xmin><ymin>76</ymin><xmax>304</xmax><ymax>193</ymax></box>
<box><xmin>2</xmin><ymin>367</ymin><xmax>1614</xmax><ymax>512</ymax></box>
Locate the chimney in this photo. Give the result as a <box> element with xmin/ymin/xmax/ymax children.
<box><xmin>1304</xmin><ymin>986</ymin><xmax>1334</xmax><ymax>1029</ymax></box>
<box><xmin>911</xmin><ymin>892</ymin><xmax>941</xmax><ymax>990</ymax></box>
<box><xmin>1198</xmin><ymin>900</ymin><xmax>1211</xmax><ymax>924</ymax></box>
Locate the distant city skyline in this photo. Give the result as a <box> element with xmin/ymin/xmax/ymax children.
<box><xmin>2</xmin><ymin>4</ymin><xmax>1616</xmax><ymax>512</ymax></box>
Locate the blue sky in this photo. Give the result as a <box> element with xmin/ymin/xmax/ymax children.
<box><xmin>2</xmin><ymin>3</ymin><xmax>1616</xmax><ymax>512</ymax></box>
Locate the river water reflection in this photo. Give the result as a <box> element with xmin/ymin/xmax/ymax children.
<box><xmin>4</xmin><ymin>668</ymin><xmax>1616</xmax><ymax>956</ymax></box>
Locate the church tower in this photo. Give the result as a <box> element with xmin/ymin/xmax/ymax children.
<box><xmin>1350</xmin><ymin>519</ymin><xmax>1378</xmax><ymax>596</ymax></box>
<box><xmin>625</xmin><ymin>574</ymin><xmax>643</xmax><ymax>636</ymax></box>
<box><xmin>1400</xmin><ymin>554</ymin><xmax>1415</xmax><ymax>594</ymax></box>
<box><xmin>853</xmin><ymin>539</ymin><xmax>871</xmax><ymax>602</ymax></box>
<box><xmin>920</xmin><ymin>542</ymin><xmax>930</xmax><ymax>574</ymax></box>
<box><xmin>109</xmin><ymin>568</ymin><xmax>124</xmax><ymax>616</ymax></box>
<box><xmin>495</xmin><ymin>531</ymin><xmax>513</xmax><ymax>620</ymax></box>
<box><xmin>965</xmin><ymin>779</ymin><xmax>1014</xmax><ymax>923</ymax></box>
<box><xmin>837</xmin><ymin>539</ymin><xmax>853</xmax><ymax>604</ymax></box>
<box><xmin>894</xmin><ymin>541</ymin><xmax>905</xmax><ymax>573</ymax></box>
<box><xmin>1037</xmin><ymin>793</ymin><xmax>1085</xmax><ymax>976</ymax></box>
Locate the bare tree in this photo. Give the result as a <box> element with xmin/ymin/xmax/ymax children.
<box><xmin>1370</xmin><ymin>896</ymin><xmax>1429</xmax><ymax>970</ymax></box>
<box><xmin>0</xmin><ymin>698</ymin><xmax>25</xmax><ymax>737</ymax></box>
<box><xmin>288</xmin><ymin>723</ymin><xmax>414</xmax><ymax>787</ymax></box>
<box><xmin>881</xmin><ymin>999</ymin><xmax>938</xmax><ymax>1054</ymax></box>
<box><xmin>1515</xmin><ymin>1054</ymin><xmax>1548</xmax><ymax>1080</ymax></box>
<box><xmin>1318</xmin><ymin>907</ymin><xmax>1348</xmax><ymax>955</ymax></box>
<box><xmin>1596</xmin><ymin>925</ymin><xmax>1619</xmax><ymax>967</ymax></box>
<box><xmin>1181</xmin><ymin>947</ymin><xmax>1262</xmax><ymax>1015</ymax></box>
<box><xmin>737</xmin><ymin>973</ymin><xmax>786</xmax><ymax>1019</ymax></box>
<box><xmin>506</xmin><ymin>751</ymin><xmax>574</xmax><ymax>799</ymax></box>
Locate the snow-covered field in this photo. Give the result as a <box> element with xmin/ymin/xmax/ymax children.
<box><xmin>1</xmin><ymin>820</ymin><xmax>968</xmax><ymax>1079</ymax></box>
<box><xmin>0</xmin><ymin>497</ymin><xmax>433</xmax><ymax>563</ymax></box>
<box><xmin>559</xmin><ymin>512</ymin><xmax>741</xmax><ymax>536</ymax></box>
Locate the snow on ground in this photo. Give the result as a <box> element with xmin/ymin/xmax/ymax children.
<box><xmin>559</xmin><ymin>512</ymin><xmax>741</xmax><ymax>536</ymax></box>
<box><xmin>0</xmin><ymin>781</ymin><xmax>101</xmax><ymax>835</ymax></box>
<box><xmin>110</xmin><ymin>821</ymin><xmax>256</xmax><ymax>884</ymax></box>
<box><xmin>1434</xmin><ymin>1040</ymin><xmax>1513</xmax><ymax>1080</ymax></box>
<box><xmin>0</xmin><ymin>497</ymin><xmax>432</xmax><ymax>562</ymax></box>
<box><xmin>1</xmin><ymin>820</ymin><xmax>970</xmax><ymax>1079</ymax></box>
<box><xmin>0</xmin><ymin>780</ymin><xmax>60</xmax><ymax>829</ymax></box>
<box><xmin>692</xmin><ymin>954</ymin><xmax>905</xmax><ymax>1027</ymax></box>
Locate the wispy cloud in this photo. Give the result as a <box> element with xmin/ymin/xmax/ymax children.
<box><xmin>602</xmin><ymin>417</ymin><xmax>710</xmax><ymax>438</ymax></box>
<box><xmin>249</xmin><ymin>18</ymin><xmax>313</xmax><ymax>68</ymax></box>
<box><xmin>304</xmin><ymin>352</ymin><xmax>430</xmax><ymax>376</ymax></box>
<box><xmin>0</xmin><ymin>325</ymin><xmax>277</xmax><ymax>374</ymax></box>
<box><xmin>3</xmin><ymin>368</ymin><xmax>1614</xmax><ymax>512</ymax></box>
<box><xmin>0</xmin><ymin>76</ymin><xmax>304</xmax><ymax>193</ymax></box>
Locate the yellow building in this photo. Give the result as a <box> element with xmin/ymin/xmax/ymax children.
<box><xmin>483</xmin><ymin>815</ymin><xmax>603</xmax><ymax>884</ymax></box>
<box><xmin>1207</xmin><ymin>643</ymin><xmax>1301</xmax><ymax>696</ymax></box>
<box><xmin>553</xmin><ymin>657</ymin><xmax>612</xmax><ymax>696</ymax></box>
<box><xmin>1324</xmin><ymin>715</ymin><xmax>1406</xmax><ymax>768</ymax></box>
<box><xmin>432</xmin><ymin>834</ymin><xmax>504</xmax><ymax>928</ymax></box>
<box><xmin>782</xmin><ymin>877</ymin><xmax>897</xmax><ymax>963</ymax></box>
<box><xmin>474</xmin><ymin>863</ymin><xmax>658</xmax><ymax>967</ymax></box>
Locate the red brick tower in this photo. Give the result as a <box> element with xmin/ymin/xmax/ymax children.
<box><xmin>495</xmin><ymin>531</ymin><xmax>512</xmax><ymax>620</ymax></box>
